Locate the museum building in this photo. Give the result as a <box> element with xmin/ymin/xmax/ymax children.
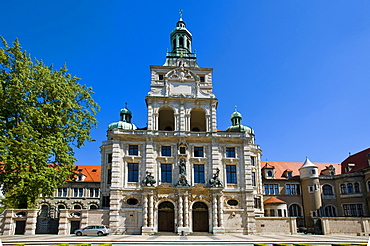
<box><xmin>99</xmin><ymin>15</ymin><xmax>263</xmax><ymax>235</ymax></box>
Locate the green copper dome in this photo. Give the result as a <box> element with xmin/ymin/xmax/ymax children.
<box><xmin>226</xmin><ymin>107</ymin><xmax>254</xmax><ymax>134</ymax></box>
<box><xmin>230</xmin><ymin>111</ymin><xmax>242</xmax><ymax>119</ymax></box>
<box><xmin>108</xmin><ymin>105</ymin><xmax>137</xmax><ymax>131</ymax></box>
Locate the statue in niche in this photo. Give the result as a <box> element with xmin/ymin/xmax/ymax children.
<box><xmin>141</xmin><ymin>171</ymin><xmax>156</xmax><ymax>187</ymax></box>
<box><xmin>209</xmin><ymin>168</ymin><xmax>223</xmax><ymax>188</ymax></box>
<box><xmin>176</xmin><ymin>159</ymin><xmax>190</xmax><ymax>187</ymax></box>
<box><xmin>179</xmin><ymin>158</ymin><xmax>186</xmax><ymax>175</ymax></box>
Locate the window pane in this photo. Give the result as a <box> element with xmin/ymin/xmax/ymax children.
<box><xmin>194</xmin><ymin>164</ymin><xmax>204</xmax><ymax>183</ymax></box>
<box><xmin>226</xmin><ymin>147</ymin><xmax>235</xmax><ymax>158</ymax></box>
<box><xmin>129</xmin><ymin>145</ymin><xmax>138</xmax><ymax>155</ymax></box>
<box><xmin>264</xmin><ymin>184</ymin><xmax>269</xmax><ymax>195</ymax></box>
<box><xmin>226</xmin><ymin>165</ymin><xmax>236</xmax><ymax>183</ymax></box>
<box><xmin>251</xmin><ymin>156</ymin><xmax>255</xmax><ymax>166</ymax></box>
<box><xmin>161</xmin><ymin>146</ymin><xmax>171</xmax><ymax>156</ymax></box>
<box><xmin>194</xmin><ymin>147</ymin><xmax>204</xmax><ymax>157</ymax></box>
<box><xmin>128</xmin><ymin>163</ymin><xmax>139</xmax><ymax>182</ymax></box>
<box><xmin>286</xmin><ymin>184</ymin><xmax>291</xmax><ymax>195</ymax></box>
<box><xmin>161</xmin><ymin>164</ymin><xmax>172</xmax><ymax>183</ymax></box>
<box><xmin>251</xmin><ymin>172</ymin><xmax>256</xmax><ymax>186</ymax></box>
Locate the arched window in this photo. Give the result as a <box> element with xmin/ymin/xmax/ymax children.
<box><xmin>90</xmin><ymin>205</ymin><xmax>98</xmax><ymax>210</ymax></box>
<box><xmin>322</xmin><ymin>184</ymin><xmax>334</xmax><ymax>195</ymax></box>
<box><xmin>288</xmin><ymin>204</ymin><xmax>302</xmax><ymax>217</ymax></box>
<box><xmin>58</xmin><ymin>204</ymin><xmax>66</xmax><ymax>210</ymax></box>
<box><xmin>324</xmin><ymin>205</ymin><xmax>337</xmax><ymax>217</ymax></box>
<box><xmin>340</xmin><ymin>184</ymin><xmax>347</xmax><ymax>194</ymax></box>
<box><xmin>158</xmin><ymin>106</ymin><xmax>174</xmax><ymax>131</ymax></box>
<box><xmin>347</xmin><ymin>183</ymin><xmax>353</xmax><ymax>193</ymax></box>
<box><xmin>190</xmin><ymin>107</ymin><xmax>206</xmax><ymax>132</ymax></box>
<box><xmin>179</xmin><ymin>37</ymin><xmax>184</xmax><ymax>48</ymax></box>
<box><xmin>354</xmin><ymin>183</ymin><xmax>360</xmax><ymax>193</ymax></box>
<box><xmin>74</xmin><ymin>205</ymin><xmax>82</xmax><ymax>210</ymax></box>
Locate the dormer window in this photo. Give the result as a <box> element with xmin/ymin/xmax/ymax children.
<box><xmin>267</xmin><ymin>170</ymin><xmax>273</xmax><ymax>178</ymax></box>
<box><xmin>200</xmin><ymin>76</ymin><xmax>205</xmax><ymax>82</ymax></box>
<box><xmin>347</xmin><ymin>163</ymin><xmax>355</xmax><ymax>172</ymax></box>
<box><xmin>76</xmin><ymin>170</ymin><xmax>86</xmax><ymax>182</ymax></box>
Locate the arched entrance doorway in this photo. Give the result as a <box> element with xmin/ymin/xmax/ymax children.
<box><xmin>158</xmin><ymin>201</ymin><xmax>175</xmax><ymax>232</ymax></box>
<box><xmin>192</xmin><ymin>202</ymin><xmax>209</xmax><ymax>232</ymax></box>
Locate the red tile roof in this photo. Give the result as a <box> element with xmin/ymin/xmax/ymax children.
<box><xmin>261</xmin><ymin>161</ymin><xmax>341</xmax><ymax>179</ymax></box>
<box><xmin>341</xmin><ymin>148</ymin><xmax>370</xmax><ymax>173</ymax></box>
<box><xmin>74</xmin><ymin>165</ymin><xmax>101</xmax><ymax>182</ymax></box>
<box><xmin>264</xmin><ymin>197</ymin><xmax>286</xmax><ymax>204</ymax></box>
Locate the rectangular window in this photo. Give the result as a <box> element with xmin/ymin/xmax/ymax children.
<box><xmin>159</xmin><ymin>74</ymin><xmax>164</xmax><ymax>80</ymax></box>
<box><xmin>278</xmin><ymin>209</ymin><xmax>282</xmax><ymax>217</ymax></box>
<box><xmin>254</xmin><ymin>197</ymin><xmax>261</xmax><ymax>209</ymax></box>
<box><xmin>194</xmin><ymin>164</ymin><xmax>205</xmax><ymax>183</ymax></box>
<box><xmin>251</xmin><ymin>156</ymin><xmax>255</xmax><ymax>166</ymax></box>
<box><xmin>90</xmin><ymin>188</ymin><xmax>99</xmax><ymax>197</ymax></box>
<box><xmin>226</xmin><ymin>147</ymin><xmax>235</xmax><ymax>158</ymax></box>
<box><xmin>226</xmin><ymin>165</ymin><xmax>237</xmax><ymax>184</ymax></box>
<box><xmin>107</xmin><ymin>169</ymin><xmax>112</xmax><ymax>185</ymax></box>
<box><xmin>194</xmin><ymin>147</ymin><xmax>204</xmax><ymax>157</ymax></box>
<box><xmin>73</xmin><ymin>188</ymin><xmax>83</xmax><ymax>197</ymax></box>
<box><xmin>264</xmin><ymin>184</ymin><xmax>279</xmax><ymax>195</ymax></box>
<box><xmin>251</xmin><ymin>172</ymin><xmax>256</xmax><ymax>186</ymax></box>
<box><xmin>270</xmin><ymin>209</ymin><xmax>275</xmax><ymax>217</ymax></box>
<box><xmin>179</xmin><ymin>146</ymin><xmax>186</xmax><ymax>154</ymax></box>
<box><xmin>58</xmin><ymin>188</ymin><xmax>67</xmax><ymax>197</ymax></box>
<box><xmin>128</xmin><ymin>163</ymin><xmax>139</xmax><ymax>182</ymax></box>
<box><xmin>129</xmin><ymin>145</ymin><xmax>138</xmax><ymax>156</ymax></box>
<box><xmin>107</xmin><ymin>153</ymin><xmax>112</xmax><ymax>163</ymax></box>
<box><xmin>286</xmin><ymin>184</ymin><xmax>300</xmax><ymax>195</ymax></box>
<box><xmin>200</xmin><ymin>76</ymin><xmax>205</xmax><ymax>82</ymax></box>
<box><xmin>102</xmin><ymin>196</ymin><xmax>110</xmax><ymax>207</ymax></box>
<box><xmin>343</xmin><ymin>204</ymin><xmax>363</xmax><ymax>217</ymax></box>
<box><xmin>161</xmin><ymin>164</ymin><xmax>172</xmax><ymax>183</ymax></box>
<box><xmin>161</xmin><ymin>146</ymin><xmax>171</xmax><ymax>156</ymax></box>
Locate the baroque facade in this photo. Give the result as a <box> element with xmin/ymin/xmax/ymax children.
<box><xmin>100</xmin><ymin>16</ymin><xmax>262</xmax><ymax>235</ymax></box>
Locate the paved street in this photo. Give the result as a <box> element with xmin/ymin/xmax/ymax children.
<box><xmin>1</xmin><ymin>234</ymin><xmax>369</xmax><ymax>246</ymax></box>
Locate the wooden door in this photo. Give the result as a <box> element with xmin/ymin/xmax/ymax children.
<box><xmin>158</xmin><ymin>202</ymin><xmax>175</xmax><ymax>232</ymax></box>
<box><xmin>192</xmin><ymin>202</ymin><xmax>209</xmax><ymax>232</ymax></box>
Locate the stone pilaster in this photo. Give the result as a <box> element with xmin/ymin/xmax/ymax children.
<box><xmin>2</xmin><ymin>209</ymin><xmax>14</xmax><ymax>235</ymax></box>
<box><xmin>24</xmin><ymin>209</ymin><xmax>38</xmax><ymax>235</ymax></box>
<box><xmin>58</xmin><ymin>209</ymin><xmax>68</xmax><ymax>235</ymax></box>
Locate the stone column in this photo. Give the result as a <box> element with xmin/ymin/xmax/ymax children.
<box><xmin>206</xmin><ymin>115</ymin><xmax>210</xmax><ymax>132</ymax></box>
<box><xmin>143</xmin><ymin>195</ymin><xmax>148</xmax><ymax>227</ymax></box>
<box><xmin>213</xmin><ymin>196</ymin><xmax>218</xmax><ymax>227</ymax></box>
<box><xmin>148</xmin><ymin>194</ymin><xmax>154</xmax><ymax>227</ymax></box>
<box><xmin>80</xmin><ymin>209</ymin><xmax>89</xmax><ymax>229</ymax></box>
<box><xmin>184</xmin><ymin>195</ymin><xmax>189</xmax><ymax>227</ymax></box>
<box><xmin>24</xmin><ymin>209</ymin><xmax>38</xmax><ymax>235</ymax></box>
<box><xmin>178</xmin><ymin>196</ymin><xmax>183</xmax><ymax>227</ymax></box>
<box><xmin>174</xmin><ymin>114</ymin><xmax>179</xmax><ymax>131</ymax></box>
<box><xmin>218</xmin><ymin>196</ymin><xmax>223</xmax><ymax>227</ymax></box>
<box><xmin>147</xmin><ymin>103</ymin><xmax>153</xmax><ymax>130</ymax></box>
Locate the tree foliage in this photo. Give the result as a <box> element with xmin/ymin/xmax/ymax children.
<box><xmin>0</xmin><ymin>37</ymin><xmax>99</xmax><ymax>208</ymax></box>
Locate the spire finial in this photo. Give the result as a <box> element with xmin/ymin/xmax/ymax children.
<box><xmin>125</xmin><ymin>102</ymin><xmax>128</xmax><ymax>108</ymax></box>
<box><xmin>179</xmin><ymin>9</ymin><xmax>183</xmax><ymax>20</ymax></box>
<box><xmin>234</xmin><ymin>105</ymin><xmax>237</xmax><ymax>112</ymax></box>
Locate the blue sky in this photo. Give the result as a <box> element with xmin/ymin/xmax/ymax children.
<box><xmin>1</xmin><ymin>1</ymin><xmax>369</xmax><ymax>164</ymax></box>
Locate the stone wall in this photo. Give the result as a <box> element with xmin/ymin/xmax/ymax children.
<box><xmin>321</xmin><ymin>217</ymin><xmax>370</xmax><ymax>235</ymax></box>
<box><xmin>255</xmin><ymin>217</ymin><xmax>297</xmax><ymax>235</ymax></box>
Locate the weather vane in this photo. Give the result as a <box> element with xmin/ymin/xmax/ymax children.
<box><xmin>179</xmin><ymin>9</ymin><xmax>183</xmax><ymax>19</ymax></box>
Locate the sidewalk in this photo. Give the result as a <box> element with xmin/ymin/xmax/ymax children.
<box><xmin>1</xmin><ymin>234</ymin><xmax>369</xmax><ymax>246</ymax></box>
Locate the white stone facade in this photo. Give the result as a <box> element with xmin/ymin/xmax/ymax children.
<box><xmin>100</xmin><ymin>17</ymin><xmax>263</xmax><ymax>235</ymax></box>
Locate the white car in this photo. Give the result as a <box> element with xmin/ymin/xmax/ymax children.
<box><xmin>75</xmin><ymin>225</ymin><xmax>110</xmax><ymax>236</ymax></box>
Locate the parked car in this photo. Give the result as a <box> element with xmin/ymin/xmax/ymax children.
<box><xmin>75</xmin><ymin>225</ymin><xmax>110</xmax><ymax>236</ymax></box>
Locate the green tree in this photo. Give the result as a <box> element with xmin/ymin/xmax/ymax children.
<box><xmin>0</xmin><ymin>37</ymin><xmax>99</xmax><ymax>208</ymax></box>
